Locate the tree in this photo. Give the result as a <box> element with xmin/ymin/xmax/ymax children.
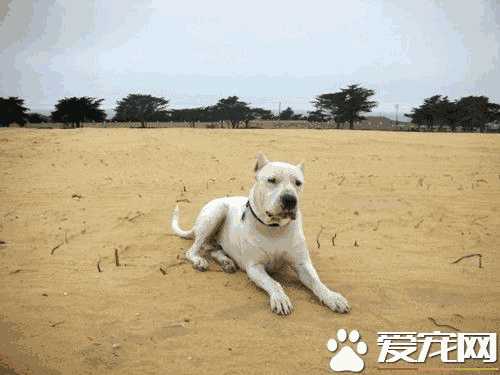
<box><xmin>406</xmin><ymin>95</ymin><xmax>446</xmax><ymax>131</ymax></box>
<box><xmin>251</xmin><ymin>107</ymin><xmax>274</xmax><ymax>120</ymax></box>
<box><xmin>170</xmin><ymin>107</ymin><xmax>209</xmax><ymax>127</ymax></box>
<box><xmin>51</xmin><ymin>97</ymin><xmax>106</xmax><ymax>128</ymax></box>
<box><xmin>0</xmin><ymin>97</ymin><xmax>29</xmax><ymax>127</ymax></box>
<box><xmin>307</xmin><ymin>109</ymin><xmax>328</xmax><ymax>123</ymax></box>
<box><xmin>279</xmin><ymin>106</ymin><xmax>295</xmax><ymax>120</ymax></box>
<box><xmin>27</xmin><ymin>113</ymin><xmax>50</xmax><ymax>123</ymax></box>
<box><xmin>456</xmin><ymin>96</ymin><xmax>500</xmax><ymax>133</ymax></box>
<box><xmin>113</xmin><ymin>94</ymin><xmax>169</xmax><ymax>127</ymax></box>
<box><xmin>406</xmin><ymin>95</ymin><xmax>500</xmax><ymax>132</ymax></box>
<box><xmin>312</xmin><ymin>84</ymin><xmax>377</xmax><ymax>129</ymax></box>
<box><xmin>212</xmin><ymin>96</ymin><xmax>252</xmax><ymax>128</ymax></box>
<box><xmin>435</xmin><ymin>97</ymin><xmax>459</xmax><ymax>132</ymax></box>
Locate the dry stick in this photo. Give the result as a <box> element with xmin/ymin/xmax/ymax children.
<box><xmin>176</xmin><ymin>198</ymin><xmax>191</xmax><ymax>203</ymax></box>
<box><xmin>164</xmin><ymin>259</ymin><xmax>188</xmax><ymax>270</ymax></box>
<box><xmin>50</xmin><ymin>320</ymin><xmax>65</xmax><ymax>328</ymax></box>
<box><xmin>97</xmin><ymin>258</ymin><xmax>103</xmax><ymax>273</ymax></box>
<box><xmin>451</xmin><ymin>253</ymin><xmax>482</xmax><ymax>268</ymax></box>
<box><xmin>331</xmin><ymin>233</ymin><xmax>337</xmax><ymax>247</ymax></box>
<box><xmin>159</xmin><ymin>267</ymin><xmax>167</xmax><ymax>275</ymax></box>
<box><xmin>414</xmin><ymin>218</ymin><xmax>424</xmax><ymax>229</ymax></box>
<box><xmin>428</xmin><ymin>317</ymin><xmax>460</xmax><ymax>332</ymax></box>
<box><xmin>114</xmin><ymin>249</ymin><xmax>120</xmax><ymax>267</ymax></box>
<box><xmin>316</xmin><ymin>226</ymin><xmax>324</xmax><ymax>249</ymax></box>
<box><xmin>50</xmin><ymin>241</ymin><xmax>64</xmax><ymax>255</ymax></box>
<box><xmin>127</xmin><ymin>212</ymin><xmax>143</xmax><ymax>222</ymax></box>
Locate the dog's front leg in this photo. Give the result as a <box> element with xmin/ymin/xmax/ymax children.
<box><xmin>294</xmin><ymin>258</ymin><xmax>350</xmax><ymax>313</ymax></box>
<box><xmin>246</xmin><ymin>263</ymin><xmax>293</xmax><ymax>315</ymax></box>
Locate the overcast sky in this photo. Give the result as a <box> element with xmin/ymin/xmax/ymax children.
<box><xmin>1</xmin><ymin>0</ymin><xmax>499</xmax><ymax>115</ymax></box>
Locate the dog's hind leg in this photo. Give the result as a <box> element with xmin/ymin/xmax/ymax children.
<box><xmin>185</xmin><ymin>200</ymin><xmax>227</xmax><ymax>271</ymax></box>
<box><xmin>210</xmin><ymin>247</ymin><xmax>237</xmax><ymax>273</ymax></box>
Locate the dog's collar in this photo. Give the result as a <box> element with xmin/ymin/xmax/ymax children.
<box><xmin>246</xmin><ymin>201</ymin><xmax>280</xmax><ymax>227</ymax></box>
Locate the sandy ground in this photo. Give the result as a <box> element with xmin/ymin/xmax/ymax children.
<box><xmin>0</xmin><ymin>128</ymin><xmax>499</xmax><ymax>374</ymax></box>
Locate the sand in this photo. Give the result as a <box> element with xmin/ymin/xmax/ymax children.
<box><xmin>0</xmin><ymin>128</ymin><xmax>499</xmax><ymax>374</ymax></box>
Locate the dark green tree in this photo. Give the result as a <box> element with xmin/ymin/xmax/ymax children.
<box><xmin>113</xmin><ymin>94</ymin><xmax>169</xmax><ymax>127</ymax></box>
<box><xmin>51</xmin><ymin>97</ymin><xmax>106</xmax><ymax>128</ymax></box>
<box><xmin>407</xmin><ymin>95</ymin><xmax>499</xmax><ymax>132</ymax></box>
<box><xmin>170</xmin><ymin>107</ymin><xmax>209</xmax><ymax>127</ymax></box>
<box><xmin>456</xmin><ymin>96</ymin><xmax>500</xmax><ymax>133</ymax></box>
<box><xmin>0</xmin><ymin>97</ymin><xmax>29</xmax><ymax>127</ymax></box>
<box><xmin>279</xmin><ymin>106</ymin><xmax>295</xmax><ymax>120</ymax></box>
<box><xmin>307</xmin><ymin>109</ymin><xmax>328</xmax><ymax>123</ymax></box>
<box><xmin>27</xmin><ymin>113</ymin><xmax>50</xmax><ymax>123</ymax></box>
<box><xmin>251</xmin><ymin>107</ymin><xmax>274</xmax><ymax>120</ymax></box>
<box><xmin>406</xmin><ymin>95</ymin><xmax>446</xmax><ymax>131</ymax></box>
<box><xmin>312</xmin><ymin>84</ymin><xmax>377</xmax><ymax>129</ymax></box>
<box><xmin>213</xmin><ymin>96</ymin><xmax>252</xmax><ymax>128</ymax></box>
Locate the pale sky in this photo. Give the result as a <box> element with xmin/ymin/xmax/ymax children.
<box><xmin>1</xmin><ymin>0</ymin><xmax>499</xmax><ymax>116</ymax></box>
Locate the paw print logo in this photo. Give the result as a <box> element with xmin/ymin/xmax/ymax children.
<box><xmin>327</xmin><ymin>329</ymin><xmax>368</xmax><ymax>372</ymax></box>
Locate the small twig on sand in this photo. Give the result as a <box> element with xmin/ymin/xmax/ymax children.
<box><xmin>162</xmin><ymin>258</ymin><xmax>188</xmax><ymax>271</ymax></box>
<box><xmin>331</xmin><ymin>233</ymin><xmax>337</xmax><ymax>247</ymax></box>
<box><xmin>316</xmin><ymin>226</ymin><xmax>324</xmax><ymax>249</ymax></box>
<box><xmin>126</xmin><ymin>212</ymin><xmax>143</xmax><ymax>222</ymax></box>
<box><xmin>97</xmin><ymin>258</ymin><xmax>103</xmax><ymax>273</ymax></box>
<box><xmin>337</xmin><ymin>176</ymin><xmax>346</xmax><ymax>186</ymax></box>
<box><xmin>9</xmin><ymin>269</ymin><xmax>22</xmax><ymax>274</ymax></box>
<box><xmin>428</xmin><ymin>317</ymin><xmax>460</xmax><ymax>332</ymax></box>
<box><xmin>50</xmin><ymin>320</ymin><xmax>65</xmax><ymax>328</ymax></box>
<box><xmin>176</xmin><ymin>198</ymin><xmax>191</xmax><ymax>203</ymax></box>
<box><xmin>451</xmin><ymin>253</ymin><xmax>482</xmax><ymax>268</ymax></box>
<box><xmin>114</xmin><ymin>249</ymin><xmax>120</xmax><ymax>267</ymax></box>
<box><xmin>414</xmin><ymin>218</ymin><xmax>424</xmax><ymax>229</ymax></box>
<box><xmin>64</xmin><ymin>230</ymin><xmax>68</xmax><ymax>244</ymax></box>
<box><xmin>50</xmin><ymin>241</ymin><xmax>64</xmax><ymax>255</ymax></box>
<box><xmin>354</xmin><ymin>240</ymin><xmax>359</xmax><ymax>247</ymax></box>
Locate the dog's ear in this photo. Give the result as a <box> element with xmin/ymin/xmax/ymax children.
<box><xmin>254</xmin><ymin>152</ymin><xmax>269</xmax><ymax>172</ymax></box>
<box><xmin>297</xmin><ymin>161</ymin><xmax>304</xmax><ymax>173</ymax></box>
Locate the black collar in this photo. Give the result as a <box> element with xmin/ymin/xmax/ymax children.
<box><xmin>246</xmin><ymin>201</ymin><xmax>280</xmax><ymax>227</ymax></box>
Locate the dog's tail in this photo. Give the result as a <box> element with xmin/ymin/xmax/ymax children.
<box><xmin>171</xmin><ymin>205</ymin><xmax>195</xmax><ymax>239</ymax></box>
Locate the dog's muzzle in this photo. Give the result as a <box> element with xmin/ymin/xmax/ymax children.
<box><xmin>281</xmin><ymin>193</ymin><xmax>297</xmax><ymax>210</ymax></box>
<box><xmin>279</xmin><ymin>193</ymin><xmax>298</xmax><ymax>220</ymax></box>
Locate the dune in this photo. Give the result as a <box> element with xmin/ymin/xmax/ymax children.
<box><xmin>0</xmin><ymin>128</ymin><xmax>499</xmax><ymax>374</ymax></box>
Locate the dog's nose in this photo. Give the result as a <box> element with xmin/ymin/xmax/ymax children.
<box><xmin>281</xmin><ymin>194</ymin><xmax>297</xmax><ymax>210</ymax></box>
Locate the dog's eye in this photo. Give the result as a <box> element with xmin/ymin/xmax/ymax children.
<box><xmin>267</xmin><ymin>177</ymin><xmax>277</xmax><ymax>184</ymax></box>
<box><xmin>295</xmin><ymin>180</ymin><xmax>303</xmax><ymax>187</ymax></box>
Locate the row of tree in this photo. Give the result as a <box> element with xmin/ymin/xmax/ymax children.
<box><xmin>0</xmin><ymin>95</ymin><xmax>301</xmax><ymax>128</ymax></box>
<box><xmin>2</xmin><ymin>85</ymin><xmax>499</xmax><ymax>131</ymax></box>
<box><xmin>0</xmin><ymin>84</ymin><xmax>377</xmax><ymax>129</ymax></box>
<box><xmin>405</xmin><ymin>95</ymin><xmax>500</xmax><ymax>132</ymax></box>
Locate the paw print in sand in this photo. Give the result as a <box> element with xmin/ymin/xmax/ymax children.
<box><xmin>327</xmin><ymin>329</ymin><xmax>367</xmax><ymax>372</ymax></box>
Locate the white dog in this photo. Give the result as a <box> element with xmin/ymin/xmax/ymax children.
<box><xmin>171</xmin><ymin>153</ymin><xmax>350</xmax><ymax>315</ymax></box>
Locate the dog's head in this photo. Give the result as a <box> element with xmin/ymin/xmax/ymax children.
<box><xmin>250</xmin><ymin>152</ymin><xmax>304</xmax><ymax>226</ymax></box>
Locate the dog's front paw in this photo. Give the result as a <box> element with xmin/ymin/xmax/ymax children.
<box><xmin>221</xmin><ymin>259</ymin><xmax>237</xmax><ymax>273</ymax></box>
<box><xmin>270</xmin><ymin>291</ymin><xmax>293</xmax><ymax>315</ymax></box>
<box><xmin>322</xmin><ymin>291</ymin><xmax>350</xmax><ymax>313</ymax></box>
<box><xmin>192</xmin><ymin>257</ymin><xmax>209</xmax><ymax>272</ymax></box>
